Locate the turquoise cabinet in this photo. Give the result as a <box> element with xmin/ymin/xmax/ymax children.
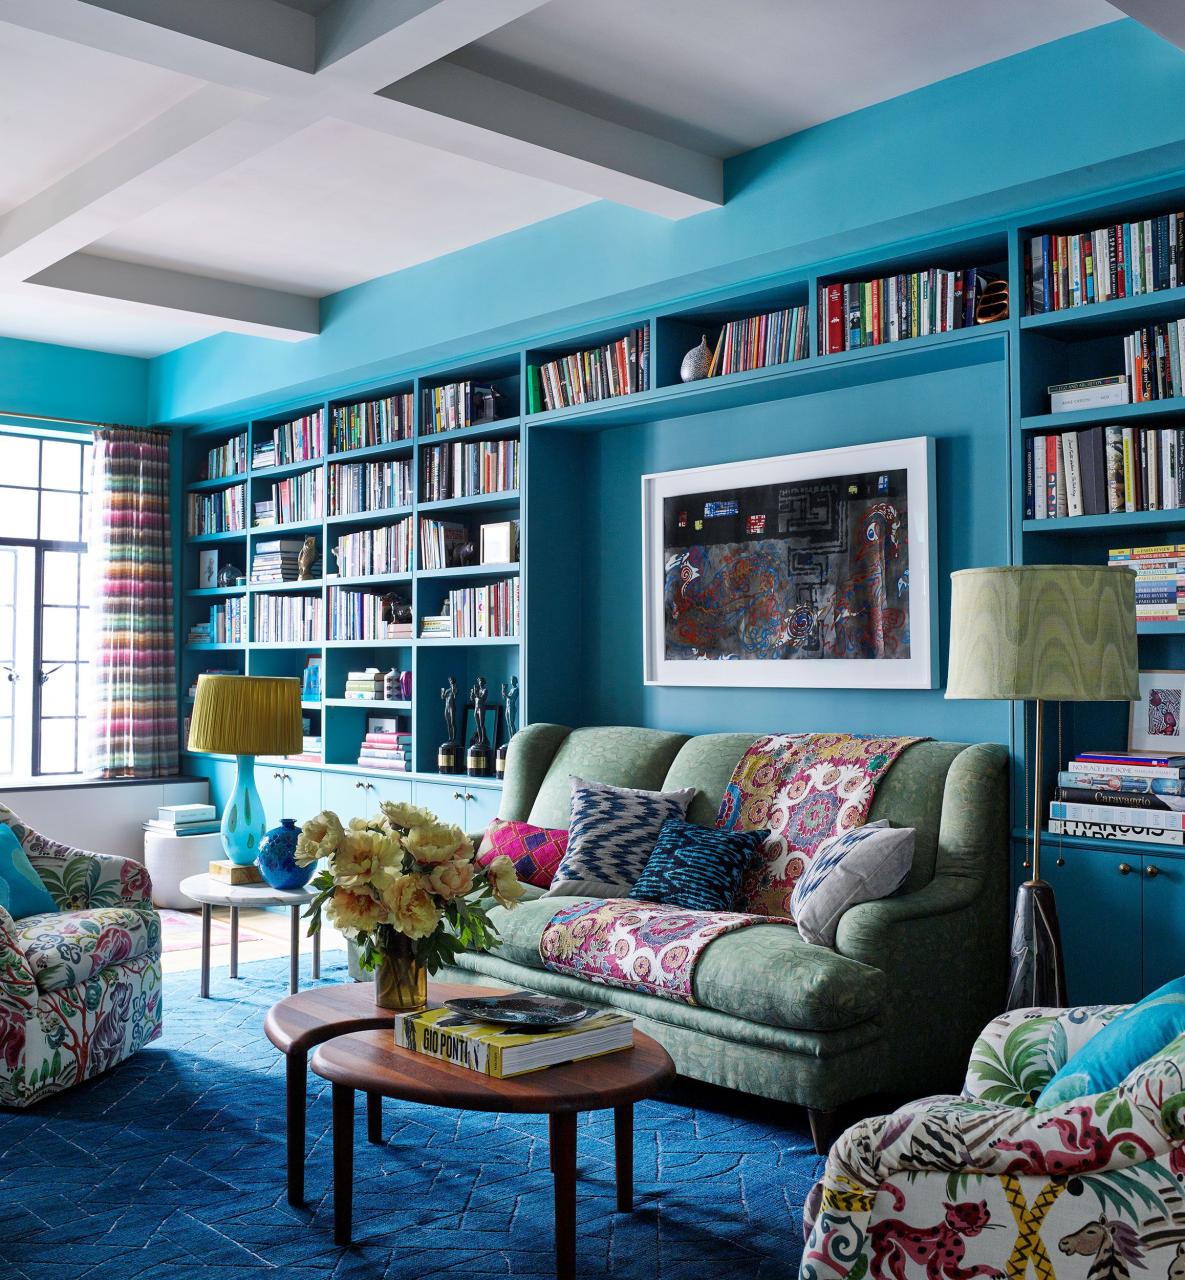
<box><xmin>371</xmin><ymin>772</ymin><xmax>414</xmax><ymax>807</ymax></box>
<box><xmin>412</xmin><ymin>779</ymin><xmax>468</xmax><ymax>828</ymax></box>
<box><xmin>464</xmin><ymin>785</ymin><xmax>501</xmax><ymax>834</ymax></box>
<box><xmin>1139</xmin><ymin>856</ymin><xmax>1185</xmax><ymax>993</ymax></box>
<box><xmin>322</xmin><ymin>771</ymin><xmax>372</xmax><ymax>819</ymax></box>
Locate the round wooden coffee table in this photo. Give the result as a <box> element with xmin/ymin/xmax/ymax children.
<box><xmin>311</xmin><ymin>1016</ymin><xmax>675</xmax><ymax>1277</ymax></box>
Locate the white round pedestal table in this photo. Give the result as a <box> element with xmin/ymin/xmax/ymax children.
<box><xmin>144</xmin><ymin>831</ymin><xmax>225</xmax><ymax>909</ymax></box>
<box><xmin>179</xmin><ymin>873</ymin><xmax>320</xmax><ymax>998</ymax></box>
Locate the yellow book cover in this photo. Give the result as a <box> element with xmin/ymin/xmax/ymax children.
<box><xmin>1122</xmin><ymin>428</ymin><xmax>1136</xmax><ymax>512</ymax></box>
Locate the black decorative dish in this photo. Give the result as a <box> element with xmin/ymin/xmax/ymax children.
<box><xmin>442</xmin><ymin>994</ymin><xmax>591</xmax><ymax>1030</ymax></box>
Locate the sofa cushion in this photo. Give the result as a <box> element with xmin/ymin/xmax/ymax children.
<box><xmin>16</xmin><ymin>906</ymin><xmax>160</xmax><ymax>994</ymax></box>
<box><xmin>476</xmin><ymin>819</ymin><xmax>567</xmax><ymax>889</ymax></box>
<box><xmin>526</xmin><ymin>726</ymin><xmax>689</xmax><ymax>830</ymax></box>
<box><xmin>485</xmin><ymin>895</ymin><xmax>884</xmax><ymax>1032</ymax></box>
<box><xmin>0</xmin><ymin>823</ymin><xmax>56</xmax><ymax>919</ymax></box>
<box><xmin>632</xmin><ymin>816</ymin><xmax>768</xmax><ymax>911</ymax></box>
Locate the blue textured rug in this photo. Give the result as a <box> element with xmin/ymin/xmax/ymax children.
<box><xmin>0</xmin><ymin>955</ymin><xmax>822</xmax><ymax>1279</ymax></box>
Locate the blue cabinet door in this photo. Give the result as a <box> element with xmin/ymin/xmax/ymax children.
<box><xmin>254</xmin><ymin>765</ymin><xmax>289</xmax><ymax>829</ymax></box>
<box><xmin>321</xmin><ymin>771</ymin><xmax>372</xmax><ymax>820</ymax></box>
<box><xmin>1046</xmin><ymin>844</ymin><xmax>1142</xmax><ymax>1006</ymax></box>
<box><xmin>412</xmin><ymin>780</ymin><xmax>468</xmax><ymax>828</ymax></box>
<box><xmin>1141</xmin><ymin>855</ymin><xmax>1185</xmax><ymax>995</ymax></box>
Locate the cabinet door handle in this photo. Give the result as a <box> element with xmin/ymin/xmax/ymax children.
<box><xmin>273</xmin><ymin>771</ymin><xmax>283</xmax><ymax>781</ymax></box>
<box><xmin>464</xmin><ymin>792</ymin><xmax>475</xmax><ymax>802</ymax></box>
<box><xmin>1118</xmin><ymin>862</ymin><xmax>1133</xmax><ymax>875</ymax></box>
<box><xmin>452</xmin><ymin>791</ymin><xmax>464</xmax><ymax>801</ymax></box>
<box><xmin>1147</xmin><ymin>864</ymin><xmax>1161</xmax><ymax>878</ymax></box>
<box><xmin>366</xmin><ymin>782</ymin><xmax>376</xmax><ymax>792</ymax></box>
<box><xmin>354</xmin><ymin>780</ymin><xmax>365</xmax><ymax>790</ymax></box>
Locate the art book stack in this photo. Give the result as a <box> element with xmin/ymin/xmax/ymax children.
<box><xmin>421</xmin><ymin>439</ymin><xmax>518</xmax><ymax>502</ymax></box>
<box><xmin>1109</xmin><ymin>545</ymin><xmax>1185</xmax><ymax>621</ymax></box>
<box><xmin>358</xmin><ymin>717</ymin><xmax>411</xmax><ymax>771</ymax></box>
<box><xmin>251</xmin><ymin>538</ymin><xmax>308</xmax><ymax>583</ymax></box>
<box><xmin>188</xmin><ymin>600</ymin><xmax>244</xmax><ymax>645</ymax></box>
<box><xmin>329</xmin><ymin>458</ymin><xmax>411</xmax><ymax>515</ymax></box>
<box><xmin>1024</xmin><ymin>426</ymin><xmax>1185</xmax><ymax>518</ymax></box>
<box><xmin>1050</xmin><ymin>750</ymin><xmax>1185</xmax><ymax>845</ymax></box>
<box><xmin>188</xmin><ymin>484</ymin><xmax>245</xmax><ymax>535</ymax></box>
<box><xmin>143</xmin><ymin>803</ymin><xmax>219</xmax><ymax>838</ymax></box>
<box><xmin>330</xmin><ymin>393</ymin><xmax>412</xmax><ymax>452</ymax></box>
<box><xmin>344</xmin><ymin>669</ymin><xmax>385</xmax><ymax>701</ymax></box>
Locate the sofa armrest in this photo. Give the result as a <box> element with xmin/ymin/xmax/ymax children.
<box><xmin>24</xmin><ymin>841</ymin><xmax>153</xmax><ymax>912</ymax></box>
<box><xmin>0</xmin><ymin>902</ymin><xmax>38</xmax><ymax>1020</ymax></box>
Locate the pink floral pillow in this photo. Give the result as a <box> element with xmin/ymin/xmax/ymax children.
<box><xmin>476</xmin><ymin>819</ymin><xmax>568</xmax><ymax>889</ymax></box>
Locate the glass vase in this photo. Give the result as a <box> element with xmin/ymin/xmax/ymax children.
<box><xmin>374</xmin><ymin>934</ymin><xmax>427</xmax><ymax>1011</ymax></box>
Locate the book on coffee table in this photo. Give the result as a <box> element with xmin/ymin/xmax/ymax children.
<box><xmin>394</xmin><ymin>1005</ymin><xmax>634</xmax><ymax>1078</ymax></box>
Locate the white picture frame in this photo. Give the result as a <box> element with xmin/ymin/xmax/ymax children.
<box><xmin>641</xmin><ymin>436</ymin><xmax>937</xmax><ymax>689</ymax></box>
<box><xmin>1129</xmin><ymin>669</ymin><xmax>1185</xmax><ymax>752</ymax></box>
<box><xmin>199</xmin><ymin>549</ymin><xmax>218</xmax><ymax>589</ymax></box>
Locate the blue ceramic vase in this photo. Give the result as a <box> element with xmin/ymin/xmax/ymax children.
<box><xmin>257</xmin><ymin>818</ymin><xmax>312</xmax><ymax>891</ymax></box>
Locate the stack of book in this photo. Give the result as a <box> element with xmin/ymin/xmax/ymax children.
<box><xmin>330</xmin><ymin>393</ymin><xmax>413</xmax><ymax>452</ymax></box>
<box><xmin>419</xmin><ymin>611</ymin><xmax>451</xmax><ymax>638</ymax></box>
<box><xmin>420</xmin><ymin>518</ymin><xmax>468</xmax><ymax>570</ymax></box>
<box><xmin>188</xmin><ymin>600</ymin><xmax>245</xmax><ymax>645</ymax></box>
<box><xmin>270</xmin><ymin>411</ymin><xmax>323</xmax><ymax>465</ymax></box>
<box><xmin>329</xmin><ymin>458</ymin><xmax>412</xmax><ymax>515</ymax></box>
<box><xmin>204</xmin><ymin>433</ymin><xmax>247</xmax><ymax>479</ymax></box>
<box><xmin>251</xmin><ymin>538</ymin><xmax>308</xmax><ymax>583</ymax></box>
<box><xmin>433</xmin><ymin>581</ymin><xmax>520</xmax><ymax>639</ymax></box>
<box><xmin>706</xmin><ymin>306</ymin><xmax>808</xmax><ymax>376</ymax></box>
<box><xmin>187</xmin><ymin>484</ymin><xmax>246</xmax><ymax>536</ymax></box>
<box><xmin>1051</xmin><ymin>750</ymin><xmax>1185</xmax><ymax>845</ymax></box>
<box><xmin>1122</xmin><ymin>321</ymin><xmax>1185</xmax><ymax>403</ymax></box>
<box><xmin>527</xmin><ymin>327</ymin><xmax>648</xmax><ymax>411</ymax></box>
<box><xmin>327</xmin><ymin>587</ymin><xmax>410</xmax><ymax>641</ymax></box>
<box><xmin>269</xmin><ymin>469</ymin><xmax>324</xmax><ymax>525</ymax></box>
<box><xmin>424</xmin><ymin>381</ymin><xmax>503</xmax><ymax>433</ymax></box>
<box><xmin>394</xmin><ymin>1004</ymin><xmax>634</xmax><ymax>1077</ymax></box>
<box><xmin>287</xmin><ymin>730</ymin><xmax>322</xmax><ymax>764</ymax></box>
<box><xmin>358</xmin><ymin>728</ymin><xmax>412</xmax><ymax>771</ymax></box>
<box><xmin>252</xmin><ymin>440</ymin><xmax>276</xmax><ymax>469</ymax></box>
<box><xmin>1048</xmin><ymin>376</ymin><xmax>1129</xmax><ymax>414</ymax></box>
<box><xmin>344</xmin><ymin>668</ymin><xmax>386</xmax><ymax>700</ymax></box>
<box><xmin>331</xmin><ymin>521</ymin><xmax>412</xmax><ymax>577</ymax></box>
<box><xmin>1027</xmin><ymin>213</ymin><xmax>1185</xmax><ymax>313</ymax></box>
<box><xmin>421</xmin><ymin>439</ymin><xmax>518</xmax><ymax>502</ymax></box>
<box><xmin>1109</xmin><ymin>544</ymin><xmax>1185</xmax><ymax>621</ymax></box>
<box><xmin>188</xmin><ymin>668</ymin><xmax>237</xmax><ymax>699</ymax></box>
<box><xmin>1024</xmin><ymin>425</ymin><xmax>1185</xmax><ymax>519</ymax></box>
<box><xmin>144</xmin><ymin>803</ymin><xmax>219</xmax><ymax>837</ymax></box>
<box><xmin>819</xmin><ymin>267</ymin><xmax>999</xmax><ymax>354</ymax></box>
<box><xmin>253</xmin><ymin>593</ymin><xmax>322</xmax><ymax>644</ymax></box>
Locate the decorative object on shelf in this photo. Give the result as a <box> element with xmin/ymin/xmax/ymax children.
<box><xmin>496</xmin><ymin>676</ymin><xmax>519</xmax><ymax>779</ymax></box>
<box><xmin>467</xmin><ymin>675</ymin><xmax>493</xmax><ymax>777</ymax></box>
<box><xmin>258</xmin><ymin>818</ymin><xmax>313</xmax><ymax>891</ymax></box>
<box><xmin>301</xmin><ymin>655</ymin><xmax>322</xmax><ymax>703</ymax></box>
<box><xmin>187</xmin><ymin>675</ymin><xmax>304</xmax><ymax>866</ymax></box>
<box><xmin>199</xmin><ymin>550</ymin><xmax>218</xmax><ymax>588</ymax></box>
<box><xmin>642</xmin><ymin>437</ymin><xmax>937</xmax><ymax>689</ymax></box>
<box><xmin>399</xmin><ymin>669</ymin><xmax>412</xmax><ymax>701</ymax></box>
<box><xmin>946</xmin><ymin>564</ymin><xmax>1139</xmax><ymax>1010</ymax></box>
<box><xmin>1129</xmin><ymin>670</ymin><xmax>1185</xmax><ymax>751</ymax></box>
<box><xmin>448</xmin><ymin>538</ymin><xmax>476</xmax><ymax>568</ymax></box>
<box><xmin>297</xmin><ymin>535</ymin><xmax>318</xmax><ymax>581</ymax></box>
<box><xmin>380</xmin><ymin>592</ymin><xmax>411</xmax><ymax>625</ymax></box>
<box><xmin>680</xmin><ymin>335</ymin><xmax>713</xmax><ymax>383</ymax></box>
<box><xmin>439</xmin><ymin>676</ymin><xmax>460</xmax><ymax>774</ymax></box>
<box><xmin>974</xmin><ymin>276</ymin><xmax>1009</xmax><ymax>324</ymax></box>
<box><xmin>299</xmin><ymin>800</ymin><xmax>524</xmax><ymax>1010</ymax></box>
<box><xmin>218</xmin><ymin>563</ymin><xmax>245</xmax><ymax>587</ymax></box>
<box><xmin>382</xmin><ymin>668</ymin><xmax>398</xmax><ymax>701</ymax></box>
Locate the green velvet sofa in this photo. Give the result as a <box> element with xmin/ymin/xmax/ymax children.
<box><xmin>441</xmin><ymin>724</ymin><xmax>1009</xmax><ymax>1149</ymax></box>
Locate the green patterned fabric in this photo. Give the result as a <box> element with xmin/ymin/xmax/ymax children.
<box><xmin>497</xmin><ymin>724</ymin><xmax>572</xmax><ymax>822</ymax></box>
<box><xmin>16</xmin><ymin>905</ymin><xmax>160</xmax><ymax>994</ymax></box>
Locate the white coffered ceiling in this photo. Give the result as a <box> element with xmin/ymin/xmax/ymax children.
<box><xmin>0</xmin><ymin>0</ymin><xmax>1127</xmax><ymax>358</ymax></box>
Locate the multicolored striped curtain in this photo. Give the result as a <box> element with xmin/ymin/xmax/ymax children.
<box><xmin>90</xmin><ymin>427</ymin><xmax>178</xmax><ymax>778</ymax></box>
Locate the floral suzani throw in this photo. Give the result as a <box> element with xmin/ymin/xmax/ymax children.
<box><xmin>718</xmin><ymin>732</ymin><xmax>924</xmax><ymax>917</ymax></box>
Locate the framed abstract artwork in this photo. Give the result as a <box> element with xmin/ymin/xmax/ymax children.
<box><xmin>641</xmin><ymin>436</ymin><xmax>937</xmax><ymax>688</ymax></box>
<box><xmin>1129</xmin><ymin>670</ymin><xmax>1185</xmax><ymax>752</ymax></box>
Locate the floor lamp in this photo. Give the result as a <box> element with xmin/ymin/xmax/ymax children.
<box><xmin>946</xmin><ymin>565</ymin><xmax>1138</xmax><ymax>1010</ymax></box>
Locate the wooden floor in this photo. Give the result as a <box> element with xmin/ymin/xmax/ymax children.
<box><xmin>160</xmin><ymin>905</ymin><xmax>347</xmax><ymax>974</ymax></box>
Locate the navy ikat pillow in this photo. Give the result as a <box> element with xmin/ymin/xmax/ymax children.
<box><xmin>631</xmin><ymin>816</ymin><xmax>769</xmax><ymax>913</ymax></box>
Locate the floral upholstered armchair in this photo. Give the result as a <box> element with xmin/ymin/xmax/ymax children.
<box><xmin>0</xmin><ymin>805</ymin><xmax>161</xmax><ymax>1106</ymax></box>
<box><xmin>802</xmin><ymin>1004</ymin><xmax>1185</xmax><ymax>1280</ymax></box>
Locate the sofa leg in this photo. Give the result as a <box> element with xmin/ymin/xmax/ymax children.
<box><xmin>807</xmin><ymin>1108</ymin><xmax>842</xmax><ymax>1154</ymax></box>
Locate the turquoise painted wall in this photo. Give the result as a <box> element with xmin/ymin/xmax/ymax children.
<box><xmin>0</xmin><ymin>336</ymin><xmax>147</xmax><ymax>427</ymax></box>
<box><xmin>148</xmin><ymin>19</ymin><xmax>1185</xmax><ymax>427</ymax></box>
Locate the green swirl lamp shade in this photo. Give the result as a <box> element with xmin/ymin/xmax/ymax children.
<box><xmin>946</xmin><ymin>565</ymin><xmax>1139</xmax><ymax>702</ymax></box>
<box><xmin>187</xmin><ymin>675</ymin><xmax>303</xmax><ymax>866</ymax></box>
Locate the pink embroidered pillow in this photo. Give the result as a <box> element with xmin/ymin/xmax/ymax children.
<box><xmin>476</xmin><ymin>819</ymin><xmax>568</xmax><ymax>889</ymax></box>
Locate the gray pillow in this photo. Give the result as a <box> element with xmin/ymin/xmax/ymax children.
<box><xmin>544</xmin><ymin>776</ymin><xmax>696</xmax><ymax>899</ymax></box>
<box><xmin>789</xmin><ymin>822</ymin><xmax>914</xmax><ymax>947</ymax></box>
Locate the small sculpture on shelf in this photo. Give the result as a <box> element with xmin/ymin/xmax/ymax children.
<box><xmin>447</xmin><ymin>538</ymin><xmax>476</xmax><ymax>568</ymax></box>
<box><xmin>438</xmin><ymin>676</ymin><xmax>460</xmax><ymax>775</ymax></box>
<box><xmin>467</xmin><ymin>675</ymin><xmax>493</xmax><ymax>777</ymax></box>
<box><xmin>381</xmin><ymin>593</ymin><xmax>412</xmax><ymax>624</ymax></box>
<box><xmin>399</xmin><ymin>669</ymin><xmax>412</xmax><ymax>701</ymax></box>
<box><xmin>680</xmin><ymin>334</ymin><xmax>713</xmax><ymax>382</ymax></box>
<box><xmin>382</xmin><ymin>668</ymin><xmax>398</xmax><ymax>701</ymax></box>
<box><xmin>218</xmin><ymin>563</ymin><xmax>245</xmax><ymax>587</ymax></box>
<box><xmin>297</xmin><ymin>536</ymin><xmax>318</xmax><ymax>581</ymax></box>
<box><xmin>496</xmin><ymin>676</ymin><xmax>519</xmax><ymax>779</ymax></box>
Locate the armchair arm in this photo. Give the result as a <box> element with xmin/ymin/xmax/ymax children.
<box><xmin>23</xmin><ymin>838</ymin><xmax>152</xmax><ymax>912</ymax></box>
<box><xmin>0</xmin><ymin>903</ymin><xmax>38</xmax><ymax>1060</ymax></box>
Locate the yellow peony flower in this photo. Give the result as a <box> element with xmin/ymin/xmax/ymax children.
<box><xmin>379</xmin><ymin>801</ymin><xmax>436</xmax><ymax>832</ymax></box>
<box><xmin>427</xmin><ymin>858</ymin><xmax>475</xmax><ymax>901</ymax></box>
<box><xmin>382</xmin><ymin>873</ymin><xmax>442</xmax><ymax>939</ymax></box>
<box><xmin>485</xmin><ymin>854</ymin><xmax>525</xmax><ymax>909</ymax></box>
<box><xmin>325</xmin><ymin>887</ymin><xmax>385</xmax><ymax>938</ymax></box>
<box><xmin>297</xmin><ymin>810</ymin><xmax>344</xmax><ymax>865</ymax></box>
<box><xmin>404</xmin><ymin>822</ymin><xmax>468</xmax><ymax>866</ymax></box>
<box><xmin>334</xmin><ymin>828</ymin><xmax>402</xmax><ymax>892</ymax></box>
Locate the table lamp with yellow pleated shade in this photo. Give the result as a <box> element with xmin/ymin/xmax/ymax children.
<box><xmin>187</xmin><ymin>675</ymin><xmax>303</xmax><ymax>866</ymax></box>
<box><xmin>946</xmin><ymin>565</ymin><xmax>1138</xmax><ymax>1010</ymax></box>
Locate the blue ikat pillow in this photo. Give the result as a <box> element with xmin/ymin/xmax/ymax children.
<box><xmin>631</xmin><ymin>816</ymin><xmax>769</xmax><ymax>913</ymax></box>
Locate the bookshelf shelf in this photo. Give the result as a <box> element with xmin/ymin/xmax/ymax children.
<box><xmin>1022</xmin><ymin>509</ymin><xmax>1185</xmax><ymax>534</ymax></box>
<box><xmin>188</xmin><ymin>529</ymin><xmax>247</xmax><ymax>545</ymax></box>
<box><xmin>416</xmin><ymin>636</ymin><xmax>520</xmax><ymax>647</ymax></box>
<box><xmin>250</xmin><ymin>457</ymin><xmax>325</xmax><ymax>480</ymax></box>
<box><xmin>1020</xmin><ymin>401</ymin><xmax>1185</xmax><ymax>432</ymax></box>
<box><xmin>324</xmin><ymin>698</ymin><xmax>412</xmax><ymax>710</ymax></box>
<box><xmin>1022</xmin><ymin>285</ymin><xmax>1185</xmax><ymax>336</ymax></box>
<box><xmin>328</xmin><ymin>572</ymin><xmax>412</xmax><ymax>587</ymax></box>
<box><xmin>187</xmin><ymin>472</ymin><xmax>248</xmax><ymax>493</ymax></box>
<box><xmin>418</xmin><ymin>490</ymin><xmax>520</xmax><ymax>514</ymax></box>
<box><xmin>327</xmin><ymin>440</ymin><xmax>413</xmax><ymax>462</ymax></box>
<box><xmin>186</xmin><ymin>642</ymin><xmax>241</xmax><ymax>652</ymax></box>
<box><xmin>325</xmin><ymin>638</ymin><xmax>413</xmax><ymax>649</ymax></box>
<box><xmin>418</xmin><ymin>417</ymin><xmax>521</xmax><ymax>445</ymax></box>
<box><xmin>251</xmin><ymin>519</ymin><xmax>323</xmax><ymax>537</ymax></box>
<box><xmin>248</xmin><ymin>579</ymin><xmax>323</xmax><ymax>592</ymax></box>
<box><xmin>1138</xmin><ymin>620</ymin><xmax>1185</xmax><ymax>635</ymax></box>
<box><xmin>1014</xmin><ymin>827</ymin><xmax>1185</xmax><ymax>862</ymax></box>
<box><xmin>186</xmin><ymin>586</ymin><xmax>245</xmax><ymax>598</ymax></box>
<box><xmin>418</xmin><ymin>563</ymin><xmax>519</xmax><ymax>580</ymax></box>
<box><xmin>326</xmin><ymin>504</ymin><xmax>412</xmax><ymax>527</ymax></box>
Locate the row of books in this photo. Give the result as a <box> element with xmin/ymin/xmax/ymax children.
<box><xmin>330</xmin><ymin>393</ymin><xmax>413</xmax><ymax>453</ymax></box>
<box><xmin>420</xmin><ymin>518</ymin><xmax>466</xmax><ymax>571</ymax></box>
<box><xmin>202</xmin><ymin>433</ymin><xmax>246</xmax><ymax>480</ymax></box>
<box><xmin>327</xmin><ymin>588</ymin><xmax>411</xmax><ymax>642</ymax></box>
<box><xmin>143</xmin><ymin>803</ymin><xmax>219</xmax><ymax>838</ymax></box>
<box><xmin>253</xmin><ymin>594</ymin><xmax>322</xmax><ymax>644</ymax></box>
<box><xmin>251</xmin><ymin>538</ymin><xmax>317</xmax><ymax>584</ymax></box>
<box><xmin>188</xmin><ymin>600</ymin><xmax>245</xmax><ymax>645</ymax></box>
<box><xmin>264</xmin><ymin>469</ymin><xmax>324</xmax><ymax>527</ymax></box>
<box><xmin>188</xmin><ymin>485</ymin><xmax>246</xmax><ymax>536</ymax></box>
<box><xmin>1027</xmin><ymin>213</ymin><xmax>1185</xmax><ymax>314</ymax></box>
<box><xmin>424</xmin><ymin>381</ymin><xmax>503</xmax><ymax>434</ymax></box>
<box><xmin>267</xmin><ymin>411</ymin><xmax>323</xmax><ymax>466</ymax></box>
<box><xmin>332</xmin><ymin>521</ymin><xmax>412</xmax><ymax>577</ymax></box>
<box><xmin>358</xmin><ymin>728</ymin><xmax>412</xmax><ymax>772</ymax></box>
<box><xmin>1051</xmin><ymin>750</ymin><xmax>1185</xmax><ymax>846</ymax></box>
<box><xmin>1123</xmin><ymin>321</ymin><xmax>1185</xmax><ymax>404</ymax></box>
<box><xmin>328</xmin><ymin>458</ymin><xmax>411</xmax><ymax>515</ymax></box>
<box><xmin>527</xmin><ymin>327</ymin><xmax>649</xmax><ymax>412</ymax></box>
<box><xmin>1023</xmin><ymin>425</ymin><xmax>1185</xmax><ymax>519</ymax></box>
<box><xmin>421</xmin><ymin>439</ymin><xmax>519</xmax><ymax>503</ymax></box>
<box><xmin>1109</xmin><ymin>544</ymin><xmax>1185</xmax><ymax>621</ymax></box>
<box><xmin>707</xmin><ymin>306</ymin><xmax>808</xmax><ymax>376</ymax></box>
<box><xmin>422</xmin><ymin>580</ymin><xmax>520</xmax><ymax>639</ymax></box>
<box><xmin>819</xmin><ymin>268</ymin><xmax>999</xmax><ymax>354</ymax></box>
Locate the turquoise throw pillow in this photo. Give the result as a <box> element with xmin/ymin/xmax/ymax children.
<box><xmin>0</xmin><ymin>823</ymin><xmax>55</xmax><ymax>919</ymax></box>
<box><xmin>1037</xmin><ymin>976</ymin><xmax>1185</xmax><ymax>1108</ymax></box>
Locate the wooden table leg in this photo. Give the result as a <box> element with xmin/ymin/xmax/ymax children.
<box><xmin>199</xmin><ymin>903</ymin><xmax>211</xmax><ymax>999</ymax></box>
<box><xmin>286</xmin><ymin>1050</ymin><xmax>306</xmax><ymax>1206</ymax></box>
<box><xmin>332</xmin><ymin>1084</ymin><xmax>354</xmax><ymax>1246</ymax></box>
<box><xmin>366</xmin><ymin>1092</ymin><xmax>382</xmax><ymax>1145</ymax></box>
<box><xmin>312</xmin><ymin>926</ymin><xmax>321</xmax><ymax>980</ymax></box>
<box><xmin>548</xmin><ymin>1113</ymin><xmax>558</xmax><ymax>1171</ymax></box>
<box><xmin>229</xmin><ymin>904</ymin><xmax>239</xmax><ymax>979</ymax></box>
<box><xmin>289</xmin><ymin>906</ymin><xmax>300</xmax><ymax>995</ymax></box>
<box><xmin>550</xmin><ymin>1111</ymin><xmax>577</xmax><ymax>1280</ymax></box>
<box><xmin>614</xmin><ymin>1104</ymin><xmax>633</xmax><ymax>1212</ymax></box>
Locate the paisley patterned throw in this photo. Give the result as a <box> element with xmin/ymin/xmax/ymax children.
<box><xmin>716</xmin><ymin>732</ymin><xmax>923</xmax><ymax>917</ymax></box>
<box><xmin>539</xmin><ymin>899</ymin><xmax>783</xmax><ymax>1003</ymax></box>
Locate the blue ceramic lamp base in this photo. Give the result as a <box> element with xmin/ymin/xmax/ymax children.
<box><xmin>221</xmin><ymin>754</ymin><xmax>267</xmax><ymax>866</ymax></box>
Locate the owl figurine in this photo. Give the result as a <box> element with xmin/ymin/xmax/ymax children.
<box><xmin>297</xmin><ymin>536</ymin><xmax>318</xmax><ymax>581</ymax></box>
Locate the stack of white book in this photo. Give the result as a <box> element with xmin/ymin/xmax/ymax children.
<box><xmin>143</xmin><ymin>803</ymin><xmax>218</xmax><ymax>837</ymax></box>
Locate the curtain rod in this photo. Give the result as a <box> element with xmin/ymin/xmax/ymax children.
<box><xmin>0</xmin><ymin>409</ymin><xmax>96</xmax><ymax>429</ymax></box>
